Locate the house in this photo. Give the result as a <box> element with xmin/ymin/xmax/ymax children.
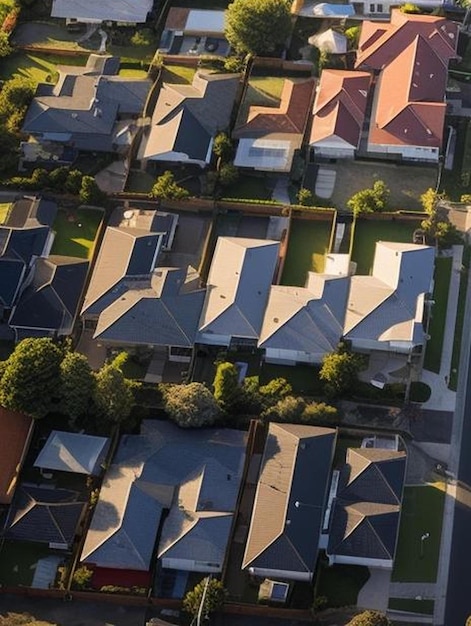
<box><xmin>34</xmin><ymin>431</ymin><xmax>110</xmax><ymax>476</ymax></box>
<box><xmin>351</xmin><ymin>0</ymin><xmax>448</xmax><ymax>18</ymax></box>
<box><xmin>81</xmin><ymin>221</ymin><xmax>205</xmax><ymax>360</ymax></box>
<box><xmin>0</xmin><ymin>407</ymin><xmax>34</xmax><ymax>505</ymax></box>
<box><xmin>6</xmin><ymin>484</ymin><xmax>86</xmax><ymax>549</ymax></box>
<box><xmin>326</xmin><ymin>447</ymin><xmax>406</xmax><ymax>568</ymax></box>
<box><xmin>158</xmin><ymin>8</ymin><xmax>229</xmax><ymax>56</ymax></box>
<box><xmin>81</xmin><ymin>421</ymin><xmax>246</xmax><ymax>580</ymax></box>
<box><xmin>9</xmin><ymin>255</ymin><xmax>89</xmax><ymax>340</ymax></box>
<box><xmin>343</xmin><ymin>241</ymin><xmax>434</xmax><ymax>355</ymax></box>
<box><xmin>139</xmin><ymin>71</ymin><xmax>239</xmax><ymax>168</ymax></box>
<box><xmin>356</xmin><ymin>10</ymin><xmax>459</xmax><ymax>162</ymax></box>
<box><xmin>0</xmin><ymin>196</ymin><xmax>56</xmax><ymax>321</ymax></box>
<box><xmin>233</xmin><ymin>78</ymin><xmax>316</xmax><ymax>173</ymax></box>
<box><xmin>197</xmin><ymin>237</ymin><xmax>280</xmax><ymax>348</ymax></box>
<box><xmin>51</xmin><ymin>0</ymin><xmax>154</xmax><ymax>24</ymax></box>
<box><xmin>22</xmin><ymin>55</ymin><xmax>151</xmax><ymax>158</ymax></box>
<box><xmin>242</xmin><ymin>423</ymin><xmax>336</xmax><ymax>581</ymax></box>
<box><xmin>259</xmin><ymin>273</ymin><xmax>350</xmax><ymax>365</ymax></box>
<box><xmin>310</xmin><ymin>70</ymin><xmax>371</xmax><ymax>159</ymax></box>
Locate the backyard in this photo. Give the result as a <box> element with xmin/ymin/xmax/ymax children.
<box><xmin>350</xmin><ymin>217</ymin><xmax>423</xmax><ymax>276</ymax></box>
<box><xmin>160</xmin><ymin>64</ymin><xmax>197</xmax><ymax>85</ymax></box>
<box><xmin>0</xmin><ymin>51</ymin><xmax>88</xmax><ymax>83</ymax></box>
<box><xmin>259</xmin><ymin>362</ymin><xmax>323</xmax><ymax>395</ymax></box>
<box><xmin>392</xmin><ymin>484</ymin><xmax>445</xmax><ymax>583</ymax></box>
<box><xmin>281</xmin><ymin>217</ymin><xmax>333</xmax><ymax>285</ymax></box>
<box><xmin>323</xmin><ymin>161</ymin><xmax>437</xmax><ymax>212</ymax></box>
<box><xmin>423</xmin><ymin>256</ymin><xmax>452</xmax><ymax>373</ymax></box>
<box><xmin>223</xmin><ymin>174</ymin><xmax>273</xmax><ymax>201</ymax></box>
<box><xmin>316</xmin><ymin>563</ymin><xmax>370</xmax><ymax>609</ymax></box>
<box><xmin>0</xmin><ymin>541</ymin><xmax>56</xmax><ymax>587</ymax></box>
<box><xmin>236</xmin><ymin>76</ymin><xmax>285</xmax><ymax>126</ymax></box>
<box><xmin>50</xmin><ymin>208</ymin><xmax>103</xmax><ymax>259</ymax></box>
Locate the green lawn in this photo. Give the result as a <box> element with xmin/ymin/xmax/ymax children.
<box><xmin>392</xmin><ymin>485</ymin><xmax>445</xmax><ymax>583</ymax></box>
<box><xmin>281</xmin><ymin>217</ymin><xmax>333</xmax><ymax>285</ymax></box>
<box><xmin>260</xmin><ymin>363</ymin><xmax>323</xmax><ymax>395</ymax></box>
<box><xmin>0</xmin><ymin>51</ymin><xmax>89</xmax><ymax>83</ymax></box>
<box><xmin>316</xmin><ymin>564</ymin><xmax>370</xmax><ymax>608</ymax></box>
<box><xmin>109</xmin><ymin>43</ymin><xmax>156</xmax><ymax>64</ymax></box>
<box><xmin>0</xmin><ymin>202</ymin><xmax>11</xmax><ymax>224</ymax></box>
<box><xmin>423</xmin><ymin>257</ymin><xmax>452</xmax><ymax>373</ymax></box>
<box><xmin>389</xmin><ymin>598</ymin><xmax>435</xmax><ymax>615</ymax></box>
<box><xmin>51</xmin><ymin>208</ymin><xmax>103</xmax><ymax>259</ymax></box>
<box><xmin>125</xmin><ymin>170</ymin><xmax>155</xmax><ymax>193</ymax></box>
<box><xmin>351</xmin><ymin>218</ymin><xmax>424</xmax><ymax>275</ymax></box>
<box><xmin>237</xmin><ymin>76</ymin><xmax>285</xmax><ymax>125</ymax></box>
<box><xmin>223</xmin><ymin>175</ymin><xmax>272</xmax><ymax>200</ymax></box>
<box><xmin>118</xmin><ymin>68</ymin><xmax>148</xmax><ymax>78</ymax></box>
<box><xmin>449</xmin><ymin>247</ymin><xmax>470</xmax><ymax>390</ymax></box>
<box><xmin>161</xmin><ymin>65</ymin><xmax>197</xmax><ymax>85</ymax></box>
<box><xmin>0</xmin><ymin>541</ymin><xmax>55</xmax><ymax>587</ymax></box>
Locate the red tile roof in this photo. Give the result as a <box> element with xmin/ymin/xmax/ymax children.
<box><xmin>310</xmin><ymin>69</ymin><xmax>371</xmax><ymax>148</ymax></box>
<box><xmin>0</xmin><ymin>407</ymin><xmax>33</xmax><ymax>504</ymax></box>
<box><xmin>369</xmin><ymin>36</ymin><xmax>447</xmax><ymax>149</ymax></box>
<box><xmin>234</xmin><ymin>78</ymin><xmax>316</xmax><ymax>139</ymax></box>
<box><xmin>356</xmin><ymin>9</ymin><xmax>458</xmax><ymax>70</ymax></box>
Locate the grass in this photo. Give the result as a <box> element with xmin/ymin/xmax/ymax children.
<box><xmin>0</xmin><ymin>202</ymin><xmax>11</xmax><ymax>224</ymax></box>
<box><xmin>125</xmin><ymin>170</ymin><xmax>155</xmax><ymax>194</ymax></box>
<box><xmin>440</xmin><ymin>119</ymin><xmax>471</xmax><ymax>201</ymax></box>
<box><xmin>223</xmin><ymin>175</ymin><xmax>272</xmax><ymax>200</ymax></box>
<box><xmin>389</xmin><ymin>598</ymin><xmax>435</xmax><ymax>615</ymax></box>
<box><xmin>161</xmin><ymin>65</ymin><xmax>197</xmax><ymax>85</ymax></box>
<box><xmin>260</xmin><ymin>363</ymin><xmax>323</xmax><ymax>395</ymax></box>
<box><xmin>350</xmin><ymin>218</ymin><xmax>424</xmax><ymax>275</ymax></box>
<box><xmin>51</xmin><ymin>208</ymin><xmax>103</xmax><ymax>259</ymax></box>
<box><xmin>118</xmin><ymin>68</ymin><xmax>148</xmax><ymax>78</ymax></box>
<box><xmin>423</xmin><ymin>257</ymin><xmax>452</xmax><ymax>373</ymax></box>
<box><xmin>281</xmin><ymin>217</ymin><xmax>333</xmax><ymax>285</ymax></box>
<box><xmin>0</xmin><ymin>541</ymin><xmax>55</xmax><ymax>587</ymax></box>
<box><xmin>392</xmin><ymin>485</ymin><xmax>445</xmax><ymax>583</ymax></box>
<box><xmin>316</xmin><ymin>564</ymin><xmax>370</xmax><ymax>608</ymax></box>
<box><xmin>0</xmin><ymin>51</ymin><xmax>89</xmax><ymax>83</ymax></box>
<box><xmin>449</xmin><ymin>246</ymin><xmax>470</xmax><ymax>390</ymax></box>
<box><xmin>237</xmin><ymin>76</ymin><xmax>285</xmax><ymax>124</ymax></box>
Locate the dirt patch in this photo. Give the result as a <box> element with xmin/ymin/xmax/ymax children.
<box><xmin>325</xmin><ymin>160</ymin><xmax>438</xmax><ymax>211</ymax></box>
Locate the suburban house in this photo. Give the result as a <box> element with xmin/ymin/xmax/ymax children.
<box><xmin>344</xmin><ymin>241</ymin><xmax>434</xmax><ymax>355</ymax></box>
<box><xmin>326</xmin><ymin>446</ymin><xmax>406</xmax><ymax>568</ymax></box>
<box><xmin>0</xmin><ymin>196</ymin><xmax>56</xmax><ymax>322</ymax></box>
<box><xmin>81</xmin><ymin>421</ymin><xmax>246</xmax><ymax>585</ymax></box>
<box><xmin>81</xmin><ymin>215</ymin><xmax>205</xmax><ymax>362</ymax></box>
<box><xmin>356</xmin><ymin>10</ymin><xmax>459</xmax><ymax>162</ymax></box>
<box><xmin>34</xmin><ymin>431</ymin><xmax>110</xmax><ymax>476</ymax></box>
<box><xmin>350</xmin><ymin>0</ymin><xmax>449</xmax><ymax>17</ymax></box>
<box><xmin>259</xmin><ymin>273</ymin><xmax>350</xmax><ymax>365</ymax></box>
<box><xmin>158</xmin><ymin>8</ymin><xmax>229</xmax><ymax>56</ymax></box>
<box><xmin>138</xmin><ymin>71</ymin><xmax>240</xmax><ymax>168</ymax></box>
<box><xmin>9</xmin><ymin>255</ymin><xmax>89</xmax><ymax>341</ymax></box>
<box><xmin>197</xmin><ymin>237</ymin><xmax>280</xmax><ymax>349</ymax></box>
<box><xmin>292</xmin><ymin>0</ymin><xmax>449</xmax><ymax>18</ymax></box>
<box><xmin>242</xmin><ymin>423</ymin><xmax>337</xmax><ymax>581</ymax></box>
<box><xmin>51</xmin><ymin>0</ymin><xmax>154</xmax><ymax>24</ymax></box>
<box><xmin>310</xmin><ymin>70</ymin><xmax>372</xmax><ymax>159</ymax></box>
<box><xmin>22</xmin><ymin>55</ymin><xmax>151</xmax><ymax>161</ymax></box>
<box><xmin>233</xmin><ymin>78</ymin><xmax>316</xmax><ymax>172</ymax></box>
<box><xmin>6</xmin><ymin>484</ymin><xmax>86</xmax><ymax>549</ymax></box>
<box><xmin>0</xmin><ymin>407</ymin><xmax>34</xmax><ymax>506</ymax></box>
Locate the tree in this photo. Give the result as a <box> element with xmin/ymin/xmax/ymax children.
<box><xmin>345</xmin><ymin>25</ymin><xmax>360</xmax><ymax>49</ymax></box>
<box><xmin>71</xmin><ymin>565</ymin><xmax>93</xmax><ymax>590</ymax></box>
<box><xmin>213</xmin><ymin>132</ymin><xmax>233</xmax><ymax>161</ymax></box>
<box><xmin>183</xmin><ymin>578</ymin><xmax>227</xmax><ymax>620</ymax></box>
<box><xmin>60</xmin><ymin>352</ymin><xmax>95</xmax><ymax>424</ymax></box>
<box><xmin>218</xmin><ymin>162</ymin><xmax>239</xmax><ymax>187</ymax></box>
<box><xmin>297</xmin><ymin>187</ymin><xmax>314</xmax><ymax>206</ymax></box>
<box><xmin>213</xmin><ymin>361</ymin><xmax>239</xmax><ymax>409</ymax></box>
<box><xmin>94</xmin><ymin>359</ymin><xmax>134</xmax><ymax>424</ymax></box>
<box><xmin>79</xmin><ymin>175</ymin><xmax>105</xmax><ymax>205</ymax></box>
<box><xmin>400</xmin><ymin>2</ymin><xmax>421</xmax><ymax>12</ymax></box>
<box><xmin>225</xmin><ymin>0</ymin><xmax>293</xmax><ymax>56</ymax></box>
<box><xmin>149</xmin><ymin>170</ymin><xmax>190</xmax><ymax>200</ymax></box>
<box><xmin>0</xmin><ymin>31</ymin><xmax>12</xmax><ymax>58</ymax></box>
<box><xmin>48</xmin><ymin>166</ymin><xmax>70</xmax><ymax>189</ymax></box>
<box><xmin>0</xmin><ymin>614</ymin><xmax>55</xmax><ymax>626</ymax></box>
<box><xmin>420</xmin><ymin>187</ymin><xmax>445</xmax><ymax>215</ymax></box>
<box><xmin>259</xmin><ymin>377</ymin><xmax>292</xmax><ymax>398</ymax></box>
<box><xmin>347</xmin><ymin>180</ymin><xmax>390</xmax><ymax>217</ymax></box>
<box><xmin>162</xmin><ymin>382</ymin><xmax>221</xmax><ymax>427</ymax></box>
<box><xmin>0</xmin><ymin>338</ymin><xmax>63</xmax><ymax>419</ymax></box>
<box><xmin>262</xmin><ymin>395</ymin><xmax>306</xmax><ymax>422</ymax></box>
<box><xmin>64</xmin><ymin>169</ymin><xmax>83</xmax><ymax>195</ymax></box>
<box><xmin>347</xmin><ymin>610</ymin><xmax>392</xmax><ymax>626</ymax></box>
<box><xmin>302</xmin><ymin>401</ymin><xmax>338</xmax><ymax>423</ymax></box>
<box><xmin>320</xmin><ymin>349</ymin><xmax>363</xmax><ymax>398</ymax></box>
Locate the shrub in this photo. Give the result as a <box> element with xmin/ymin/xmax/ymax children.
<box><xmin>130</xmin><ymin>28</ymin><xmax>154</xmax><ymax>46</ymax></box>
<box><xmin>72</xmin><ymin>566</ymin><xmax>93</xmax><ymax>590</ymax></box>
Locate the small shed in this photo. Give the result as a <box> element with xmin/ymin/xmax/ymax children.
<box><xmin>34</xmin><ymin>431</ymin><xmax>109</xmax><ymax>476</ymax></box>
<box><xmin>309</xmin><ymin>29</ymin><xmax>347</xmax><ymax>54</ymax></box>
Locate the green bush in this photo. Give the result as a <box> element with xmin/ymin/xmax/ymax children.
<box><xmin>130</xmin><ymin>28</ymin><xmax>154</xmax><ymax>46</ymax></box>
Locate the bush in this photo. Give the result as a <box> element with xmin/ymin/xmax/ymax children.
<box><xmin>100</xmin><ymin>585</ymin><xmax>146</xmax><ymax>595</ymax></box>
<box><xmin>130</xmin><ymin>28</ymin><xmax>154</xmax><ymax>46</ymax></box>
<box><xmin>72</xmin><ymin>566</ymin><xmax>93</xmax><ymax>590</ymax></box>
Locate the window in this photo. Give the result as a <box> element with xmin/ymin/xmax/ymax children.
<box><xmin>370</xmin><ymin>3</ymin><xmax>375</xmax><ymax>11</ymax></box>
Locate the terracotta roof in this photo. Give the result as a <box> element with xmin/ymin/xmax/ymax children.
<box><xmin>0</xmin><ymin>407</ymin><xmax>33</xmax><ymax>504</ymax></box>
<box><xmin>234</xmin><ymin>78</ymin><xmax>316</xmax><ymax>138</ymax></box>
<box><xmin>369</xmin><ymin>36</ymin><xmax>447</xmax><ymax>149</ymax></box>
<box><xmin>310</xmin><ymin>69</ymin><xmax>371</xmax><ymax>148</ymax></box>
<box><xmin>356</xmin><ymin>9</ymin><xmax>458</xmax><ymax>70</ymax></box>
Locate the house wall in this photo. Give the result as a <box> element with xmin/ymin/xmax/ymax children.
<box><xmin>264</xmin><ymin>348</ymin><xmax>324</xmax><ymax>366</ymax></box>
<box><xmin>248</xmin><ymin>567</ymin><xmax>312</xmax><ymax>582</ymax></box>
<box><xmin>198</xmin><ymin>333</ymin><xmax>231</xmax><ymax>347</ymax></box>
<box><xmin>161</xmin><ymin>557</ymin><xmax>222</xmax><ymax>573</ymax></box>
<box><xmin>367</xmin><ymin>142</ymin><xmax>440</xmax><ymax>163</ymax></box>
<box><xmin>145</xmin><ymin>150</ymin><xmax>207</xmax><ymax>168</ymax></box>
<box><xmin>311</xmin><ymin>136</ymin><xmax>355</xmax><ymax>159</ymax></box>
<box><xmin>328</xmin><ymin>553</ymin><xmax>393</xmax><ymax>569</ymax></box>
<box><xmin>349</xmin><ymin>338</ymin><xmax>414</xmax><ymax>355</ymax></box>
<box><xmin>358</xmin><ymin>0</ymin><xmax>444</xmax><ymax>14</ymax></box>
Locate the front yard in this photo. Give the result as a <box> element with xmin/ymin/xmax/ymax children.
<box><xmin>281</xmin><ymin>216</ymin><xmax>333</xmax><ymax>285</ymax></box>
<box><xmin>423</xmin><ymin>256</ymin><xmax>452</xmax><ymax>373</ymax></box>
<box><xmin>51</xmin><ymin>208</ymin><xmax>103</xmax><ymax>259</ymax></box>
<box><xmin>392</xmin><ymin>484</ymin><xmax>445</xmax><ymax>583</ymax></box>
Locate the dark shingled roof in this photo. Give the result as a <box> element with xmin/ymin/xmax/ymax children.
<box><xmin>327</xmin><ymin>448</ymin><xmax>406</xmax><ymax>562</ymax></box>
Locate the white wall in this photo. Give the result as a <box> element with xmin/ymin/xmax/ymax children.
<box><xmin>248</xmin><ymin>567</ymin><xmax>312</xmax><ymax>582</ymax></box>
<box><xmin>264</xmin><ymin>348</ymin><xmax>323</xmax><ymax>366</ymax></box>
<box><xmin>311</xmin><ymin>135</ymin><xmax>355</xmax><ymax>159</ymax></box>
<box><xmin>328</xmin><ymin>553</ymin><xmax>393</xmax><ymax>569</ymax></box>
<box><xmin>367</xmin><ymin>142</ymin><xmax>439</xmax><ymax>163</ymax></box>
<box><xmin>161</xmin><ymin>557</ymin><xmax>222</xmax><ymax>573</ymax></box>
<box><xmin>198</xmin><ymin>332</ymin><xmax>231</xmax><ymax>347</ymax></box>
